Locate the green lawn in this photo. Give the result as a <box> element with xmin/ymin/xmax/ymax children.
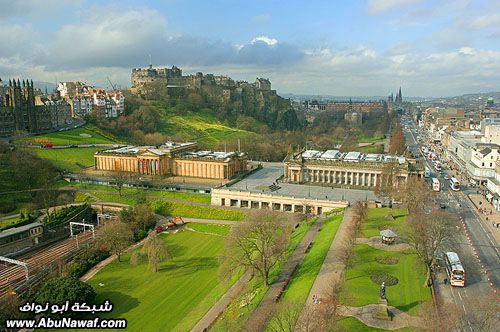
<box><xmin>151</xmin><ymin>200</ymin><xmax>245</xmax><ymax>221</ymax></box>
<box><xmin>360</xmin><ymin>208</ymin><xmax>408</xmax><ymax>238</ymax></box>
<box><xmin>343</xmin><ymin>208</ymin><xmax>431</xmax><ymax>316</ymax></box>
<box><xmin>338</xmin><ymin>317</ymin><xmax>414</xmax><ymax>332</ymax></box>
<box><xmin>34</xmin><ymin>147</ymin><xmax>101</xmax><ymax>172</ymax></box>
<box><xmin>59</xmin><ymin>182</ymin><xmax>211</xmax><ymax>204</ymax></box>
<box><xmin>280</xmin><ymin>214</ymin><xmax>342</xmax><ymax>302</ymax></box>
<box><xmin>186</xmin><ymin>222</ymin><xmax>231</xmax><ymax>236</ymax></box>
<box><xmin>91</xmin><ymin>192</ymin><xmax>137</xmax><ymax>205</ymax></box>
<box><xmin>87</xmin><ymin>229</ymin><xmax>235</xmax><ymax>331</ymax></box>
<box><xmin>20</xmin><ymin>124</ymin><xmax>120</xmax><ymax>146</ymax></box>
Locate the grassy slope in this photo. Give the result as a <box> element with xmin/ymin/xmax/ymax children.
<box><xmin>343</xmin><ymin>208</ymin><xmax>431</xmax><ymax>316</ymax></box>
<box><xmin>60</xmin><ymin>182</ymin><xmax>211</xmax><ymax>204</ymax></box>
<box><xmin>187</xmin><ymin>222</ymin><xmax>231</xmax><ymax>236</ymax></box>
<box><xmin>161</xmin><ymin>110</ymin><xmax>259</xmax><ymax>147</ymax></box>
<box><xmin>20</xmin><ymin>124</ymin><xmax>120</xmax><ymax>146</ymax></box>
<box><xmin>88</xmin><ymin>229</ymin><xmax>233</xmax><ymax>331</ymax></box>
<box><xmin>33</xmin><ymin>147</ymin><xmax>101</xmax><ymax>172</ymax></box>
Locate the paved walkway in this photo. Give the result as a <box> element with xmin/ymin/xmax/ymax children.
<box><xmin>191</xmin><ymin>270</ymin><xmax>253</xmax><ymax>332</ymax></box>
<box><xmin>301</xmin><ymin>207</ymin><xmax>355</xmax><ymax>309</ymax></box>
<box><xmin>468</xmin><ymin>194</ymin><xmax>500</xmax><ymax>244</ymax></box>
<box><xmin>339</xmin><ymin>304</ymin><xmax>424</xmax><ymax>330</ymax></box>
<box><xmin>243</xmin><ymin>215</ymin><xmax>326</xmax><ymax>332</ymax></box>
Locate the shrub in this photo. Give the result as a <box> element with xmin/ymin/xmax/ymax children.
<box><xmin>370</xmin><ymin>273</ymin><xmax>399</xmax><ymax>286</ymax></box>
<box><xmin>130</xmin><ymin>252</ymin><xmax>147</xmax><ymax>266</ymax></box>
<box><xmin>68</xmin><ymin>249</ymin><xmax>110</xmax><ymax>278</ymax></box>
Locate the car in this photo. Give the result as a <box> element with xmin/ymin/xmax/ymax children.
<box><xmin>444</xmin><ymin>175</ymin><xmax>449</xmax><ymax>180</ymax></box>
<box><xmin>439</xmin><ymin>202</ymin><xmax>446</xmax><ymax>209</ymax></box>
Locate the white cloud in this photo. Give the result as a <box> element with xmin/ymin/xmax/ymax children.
<box><xmin>366</xmin><ymin>0</ymin><xmax>421</xmax><ymax>15</ymax></box>
<box><xmin>251</xmin><ymin>36</ymin><xmax>278</xmax><ymax>46</ymax></box>
<box><xmin>468</xmin><ymin>14</ymin><xmax>500</xmax><ymax>29</ymax></box>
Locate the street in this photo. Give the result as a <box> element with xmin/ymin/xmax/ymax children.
<box><xmin>401</xmin><ymin>113</ymin><xmax>499</xmax><ymax>331</ymax></box>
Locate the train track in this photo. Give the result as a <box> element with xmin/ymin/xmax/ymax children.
<box><xmin>0</xmin><ymin>231</ymin><xmax>94</xmax><ymax>299</ymax></box>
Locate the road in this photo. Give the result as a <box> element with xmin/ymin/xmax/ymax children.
<box><xmin>401</xmin><ymin>113</ymin><xmax>499</xmax><ymax>331</ymax></box>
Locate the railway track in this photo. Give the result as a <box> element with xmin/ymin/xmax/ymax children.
<box><xmin>0</xmin><ymin>231</ymin><xmax>94</xmax><ymax>299</ymax></box>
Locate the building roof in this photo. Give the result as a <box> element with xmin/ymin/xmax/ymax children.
<box><xmin>0</xmin><ymin>222</ymin><xmax>42</xmax><ymax>239</ymax></box>
<box><xmin>298</xmin><ymin>150</ymin><xmax>406</xmax><ymax>164</ymax></box>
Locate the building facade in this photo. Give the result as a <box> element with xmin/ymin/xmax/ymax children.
<box><xmin>284</xmin><ymin>150</ymin><xmax>418</xmax><ymax>189</ymax></box>
<box><xmin>94</xmin><ymin>142</ymin><xmax>247</xmax><ymax>180</ymax></box>
<box><xmin>0</xmin><ymin>79</ymin><xmax>72</xmax><ymax>137</ymax></box>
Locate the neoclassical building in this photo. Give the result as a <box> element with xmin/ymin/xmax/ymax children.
<box><xmin>94</xmin><ymin>142</ymin><xmax>247</xmax><ymax>180</ymax></box>
<box><xmin>284</xmin><ymin>150</ymin><xmax>420</xmax><ymax>188</ymax></box>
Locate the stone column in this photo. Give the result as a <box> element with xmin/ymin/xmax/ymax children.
<box><xmin>374</xmin><ymin>173</ymin><xmax>378</xmax><ymax>187</ymax></box>
<box><xmin>350</xmin><ymin>172</ymin><xmax>354</xmax><ymax>185</ymax></box>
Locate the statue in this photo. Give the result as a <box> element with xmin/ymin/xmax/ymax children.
<box><xmin>380</xmin><ymin>282</ymin><xmax>386</xmax><ymax>299</ymax></box>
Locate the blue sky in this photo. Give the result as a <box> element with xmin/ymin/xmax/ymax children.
<box><xmin>1</xmin><ymin>0</ymin><xmax>500</xmax><ymax>96</ymax></box>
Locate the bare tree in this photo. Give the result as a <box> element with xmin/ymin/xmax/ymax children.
<box><xmin>111</xmin><ymin>170</ymin><xmax>128</xmax><ymax>196</ymax></box>
<box><xmin>375</xmin><ymin>161</ymin><xmax>403</xmax><ymax>220</ymax></box>
<box><xmin>403</xmin><ymin>210</ymin><xmax>456</xmax><ymax>286</ymax></box>
<box><xmin>220</xmin><ymin>211</ymin><xmax>290</xmax><ymax>286</ymax></box>
<box><xmin>269</xmin><ymin>300</ymin><xmax>302</xmax><ymax>332</ymax></box>
<box><xmin>398</xmin><ymin>176</ymin><xmax>434</xmax><ymax>214</ymax></box>
<box><xmin>419</xmin><ymin>299</ymin><xmax>461</xmax><ymax>332</ymax></box>
<box><xmin>142</xmin><ymin>230</ymin><xmax>171</xmax><ymax>272</ymax></box>
<box><xmin>96</xmin><ymin>220</ymin><xmax>134</xmax><ymax>262</ymax></box>
<box><xmin>465</xmin><ymin>293</ymin><xmax>500</xmax><ymax>332</ymax></box>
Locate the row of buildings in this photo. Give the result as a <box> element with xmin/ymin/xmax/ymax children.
<box><xmin>418</xmin><ymin>104</ymin><xmax>500</xmax><ymax>210</ymax></box>
<box><xmin>94</xmin><ymin>140</ymin><xmax>418</xmax><ymax>191</ymax></box>
<box><xmin>56</xmin><ymin>82</ymin><xmax>125</xmax><ymax>118</ymax></box>
<box><xmin>0</xmin><ymin>79</ymin><xmax>72</xmax><ymax>136</ymax></box>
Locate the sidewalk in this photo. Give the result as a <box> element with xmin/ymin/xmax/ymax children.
<box><xmin>467</xmin><ymin>194</ymin><xmax>500</xmax><ymax>244</ymax></box>
<box><xmin>243</xmin><ymin>215</ymin><xmax>325</xmax><ymax>332</ymax></box>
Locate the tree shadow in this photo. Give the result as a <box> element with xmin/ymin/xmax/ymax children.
<box><xmin>94</xmin><ymin>291</ymin><xmax>140</xmax><ymax>317</ymax></box>
<box><xmin>158</xmin><ymin>257</ymin><xmax>219</xmax><ymax>277</ymax></box>
<box><xmin>396</xmin><ymin>301</ymin><xmax>421</xmax><ymax>312</ymax></box>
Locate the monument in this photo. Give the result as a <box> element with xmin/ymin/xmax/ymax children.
<box><xmin>372</xmin><ymin>282</ymin><xmax>391</xmax><ymax>320</ymax></box>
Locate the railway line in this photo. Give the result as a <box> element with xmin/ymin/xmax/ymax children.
<box><xmin>0</xmin><ymin>231</ymin><xmax>94</xmax><ymax>299</ymax></box>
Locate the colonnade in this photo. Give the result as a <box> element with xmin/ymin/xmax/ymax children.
<box><xmin>290</xmin><ymin>169</ymin><xmax>382</xmax><ymax>187</ymax></box>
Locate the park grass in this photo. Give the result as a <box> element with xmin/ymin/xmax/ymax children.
<box><xmin>19</xmin><ymin>124</ymin><xmax>120</xmax><ymax>146</ymax></box>
<box><xmin>186</xmin><ymin>222</ymin><xmax>231</xmax><ymax>236</ymax></box>
<box><xmin>211</xmin><ymin>217</ymin><xmax>318</xmax><ymax>331</ymax></box>
<box><xmin>280</xmin><ymin>214</ymin><xmax>342</xmax><ymax>302</ymax></box>
<box><xmin>360</xmin><ymin>207</ymin><xmax>408</xmax><ymax>238</ymax></box>
<box><xmin>337</xmin><ymin>317</ymin><xmax>415</xmax><ymax>332</ymax></box>
<box><xmin>60</xmin><ymin>182</ymin><xmax>211</xmax><ymax>204</ymax></box>
<box><xmin>86</xmin><ymin>229</ymin><xmax>235</xmax><ymax>331</ymax></box>
<box><xmin>91</xmin><ymin>192</ymin><xmax>137</xmax><ymax>205</ymax></box>
<box><xmin>0</xmin><ymin>215</ymin><xmax>20</xmax><ymax>230</ymax></box>
<box><xmin>357</xmin><ymin>144</ymin><xmax>385</xmax><ymax>154</ymax></box>
<box><xmin>343</xmin><ymin>244</ymin><xmax>430</xmax><ymax>315</ymax></box>
<box><xmin>342</xmin><ymin>208</ymin><xmax>431</xmax><ymax>316</ymax></box>
<box><xmin>33</xmin><ymin>147</ymin><xmax>102</xmax><ymax>172</ymax></box>
<box><xmin>151</xmin><ymin>200</ymin><xmax>245</xmax><ymax>221</ymax></box>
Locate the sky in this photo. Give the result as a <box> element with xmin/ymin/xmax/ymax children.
<box><xmin>0</xmin><ymin>0</ymin><xmax>499</xmax><ymax>97</ymax></box>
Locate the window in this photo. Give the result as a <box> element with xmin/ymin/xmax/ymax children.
<box><xmin>482</xmin><ymin>162</ymin><xmax>485</xmax><ymax>167</ymax></box>
<box><xmin>491</xmin><ymin>163</ymin><xmax>493</xmax><ymax>167</ymax></box>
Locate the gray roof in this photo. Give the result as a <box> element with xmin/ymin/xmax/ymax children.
<box><xmin>380</xmin><ymin>229</ymin><xmax>398</xmax><ymax>237</ymax></box>
<box><xmin>0</xmin><ymin>222</ymin><xmax>42</xmax><ymax>239</ymax></box>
